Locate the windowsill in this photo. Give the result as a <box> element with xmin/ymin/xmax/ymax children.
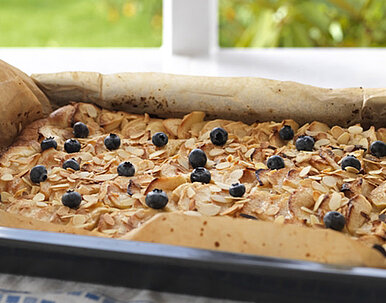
<box><xmin>0</xmin><ymin>47</ymin><xmax>385</xmax><ymax>88</ymax></box>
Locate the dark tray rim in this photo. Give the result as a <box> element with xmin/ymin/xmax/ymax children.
<box><xmin>0</xmin><ymin>226</ymin><xmax>384</xmax><ymax>281</ymax></box>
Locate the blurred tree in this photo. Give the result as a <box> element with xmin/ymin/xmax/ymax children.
<box><xmin>219</xmin><ymin>0</ymin><xmax>386</xmax><ymax>47</ymax></box>
<box><xmin>0</xmin><ymin>0</ymin><xmax>162</xmax><ymax>47</ymax></box>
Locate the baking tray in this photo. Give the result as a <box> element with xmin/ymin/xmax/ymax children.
<box><xmin>0</xmin><ymin>227</ymin><xmax>384</xmax><ymax>302</ymax></box>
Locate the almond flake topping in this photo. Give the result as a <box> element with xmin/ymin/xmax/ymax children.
<box><xmin>348</xmin><ymin>125</ymin><xmax>363</xmax><ymax>135</ymax></box>
<box><xmin>32</xmin><ymin>193</ymin><xmax>45</xmax><ymax>202</ymax></box>
<box><xmin>209</xmin><ymin>149</ymin><xmax>225</xmax><ymax>157</ymax></box>
<box><xmin>0</xmin><ymin>104</ymin><xmax>384</xmax><ymax>249</ymax></box>
<box><xmin>299</xmin><ymin>166</ymin><xmax>311</xmax><ymax>177</ymax></box>
<box><xmin>0</xmin><ymin>174</ymin><xmax>13</xmax><ymax>181</ymax></box>
<box><xmin>328</xmin><ymin>192</ymin><xmax>342</xmax><ymax>211</ymax></box>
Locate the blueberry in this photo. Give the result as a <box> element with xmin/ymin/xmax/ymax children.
<box><xmin>279</xmin><ymin>125</ymin><xmax>294</xmax><ymax>140</ymax></box>
<box><xmin>145</xmin><ymin>189</ymin><xmax>168</xmax><ymax>209</ymax></box>
<box><xmin>267</xmin><ymin>155</ymin><xmax>285</xmax><ymax>170</ymax></box>
<box><xmin>190</xmin><ymin>167</ymin><xmax>211</xmax><ymax>183</ymax></box>
<box><xmin>64</xmin><ymin>139</ymin><xmax>81</xmax><ymax>153</ymax></box>
<box><xmin>104</xmin><ymin>134</ymin><xmax>121</xmax><ymax>150</ymax></box>
<box><xmin>188</xmin><ymin>149</ymin><xmax>207</xmax><ymax>168</ymax></box>
<box><xmin>323</xmin><ymin>211</ymin><xmax>345</xmax><ymax>231</ymax></box>
<box><xmin>152</xmin><ymin>132</ymin><xmax>168</xmax><ymax>147</ymax></box>
<box><xmin>341</xmin><ymin>155</ymin><xmax>361</xmax><ymax>172</ymax></box>
<box><xmin>62</xmin><ymin>158</ymin><xmax>80</xmax><ymax>171</ymax></box>
<box><xmin>30</xmin><ymin>165</ymin><xmax>47</xmax><ymax>183</ymax></box>
<box><xmin>229</xmin><ymin>183</ymin><xmax>246</xmax><ymax>197</ymax></box>
<box><xmin>73</xmin><ymin>122</ymin><xmax>89</xmax><ymax>138</ymax></box>
<box><xmin>41</xmin><ymin>137</ymin><xmax>57</xmax><ymax>151</ymax></box>
<box><xmin>370</xmin><ymin>141</ymin><xmax>386</xmax><ymax>158</ymax></box>
<box><xmin>117</xmin><ymin>161</ymin><xmax>135</xmax><ymax>177</ymax></box>
<box><xmin>295</xmin><ymin>136</ymin><xmax>315</xmax><ymax>151</ymax></box>
<box><xmin>210</xmin><ymin>127</ymin><xmax>228</xmax><ymax>146</ymax></box>
<box><xmin>61</xmin><ymin>190</ymin><xmax>82</xmax><ymax>209</ymax></box>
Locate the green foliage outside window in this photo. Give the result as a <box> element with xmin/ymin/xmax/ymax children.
<box><xmin>1</xmin><ymin>0</ymin><xmax>384</xmax><ymax>47</ymax></box>
<box><xmin>0</xmin><ymin>0</ymin><xmax>162</xmax><ymax>47</ymax></box>
<box><xmin>219</xmin><ymin>0</ymin><xmax>386</xmax><ymax>47</ymax></box>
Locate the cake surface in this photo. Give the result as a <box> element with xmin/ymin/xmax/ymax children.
<box><xmin>0</xmin><ymin>102</ymin><xmax>385</xmax><ymax>251</ymax></box>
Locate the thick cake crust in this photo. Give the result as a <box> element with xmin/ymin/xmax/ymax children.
<box><xmin>0</xmin><ymin>103</ymin><xmax>385</xmax><ymax>266</ymax></box>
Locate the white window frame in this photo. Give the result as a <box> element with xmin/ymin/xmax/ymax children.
<box><xmin>163</xmin><ymin>0</ymin><xmax>218</xmax><ymax>55</ymax></box>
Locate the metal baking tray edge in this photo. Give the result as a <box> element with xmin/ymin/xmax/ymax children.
<box><xmin>0</xmin><ymin>226</ymin><xmax>384</xmax><ymax>302</ymax></box>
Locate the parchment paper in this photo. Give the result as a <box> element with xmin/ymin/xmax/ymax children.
<box><xmin>0</xmin><ymin>63</ymin><xmax>385</xmax><ymax>268</ymax></box>
<box><xmin>32</xmin><ymin>72</ymin><xmax>385</xmax><ymax>128</ymax></box>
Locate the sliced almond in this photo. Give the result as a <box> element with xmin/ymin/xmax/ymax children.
<box><xmin>299</xmin><ymin>166</ymin><xmax>311</xmax><ymax>177</ymax></box>
<box><xmin>209</xmin><ymin>185</ymin><xmax>222</xmax><ymax>193</ymax></box>
<box><xmin>149</xmin><ymin>150</ymin><xmax>166</xmax><ymax>159</ymax></box>
<box><xmin>33</xmin><ymin>193</ymin><xmax>45</xmax><ymax>202</ymax></box>
<box><xmin>312</xmin><ymin>181</ymin><xmax>328</xmax><ymax>193</ymax></box>
<box><xmin>113</xmin><ymin>198</ymin><xmax>135</xmax><ymax>209</ymax></box>
<box><xmin>328</xmin><ymin>192</ymin><xmax>342</xmax><ymax>211</ymax></box>
<box><xmin>220</xmin><ymin>203</ymin><xmax>244</xmax><ymax>216</ymax></box>
<box><xmin>296</xmin><ymin>153</ymin><xmax>312</xmax><ymax>163</ymax></box>
<box><xmin>322</xmin><ymin>176</ymin><xmax>337</xmax><ymax>188</ymax></box>
<box><xmin>358</xmin><ymin>137</ymin><xmax>369</xmax><ymax>150</ymax></box>
<box><xmin>196</xmin><ymin>201</ymin><xmax>221</xmax><ymax>216</ymax></box>
<box><xmin>177</xmin><ymin>156</ymin><xmax>189</xmax><ymax>170</ymax></box>
<box><xmin>83</xmin><ymin>194</ymin><xmax>99</xmax><ymax>203</ymax></box>
<box><xmin>332</xmin><ymin>149</ymin><xmax>344</xmax><ymax>157</ymax></box>
<box><xmin>313</xmin><ymin>193</ymin><xmax>326</xmax><ymax>211</ymax></box>
<box><xmin>36</xmin><ymin>201</ymin><xmax>48</xmax><ymax>207</ymax></box>
<box><xmin>51</xmin><ymin>183</ymin><xmax>70</xmax><ymax>190</ymax></box>
<box><xmin>211</xmin><ymin>194</ymin><xmax>232</xmax><ymax>203</ymax></box>
<box><xmin>245</xmin><ymin>148</ymin><xmax>255</xmax><ymax>159</ymax></box>
<box><xmin>337</xmin><ymin>132</ymin><xmax>350</xmax><ymax>145</ymax></box>
<box><xmin>369</xmin><ymin>169</ymin><xmax>382</xmax><ymax>175</ymax></box>
<box><xmin>209</xmin><ymin>149</ymin><xmax>224</xmax><ymax>157</ymax></box>
<box><xmin>348</xmin><ymin>125</ymin><xmax>363</xmax><ymax>135</ymax></box>
<box><xmin>314</xmin><ymin>139</ymin><xmax>330</xmax><ymax>149</ymax></box>
<box><xmin>225</xmin><ymin>147</ymin><xmax>236</xmax><ymax>153</ymax></box>
<box><xmin>94</xmin><ymin>174</ymin><xmax>118</xmax><ymax>182</ymax></box>
<box><xmin>86</xmin><ymin>104</ymin><xmax>98</xmax><ymax>118</ymax></box>
<box><xmin>1</xmin><ymin>174</ymin><xmax>13</xmax><ymax>181</ymax></box>
<box><xmin>214</xmin><ymin>181</ymin><xmax>230</xmax><ymax>190</ymax></box>
<box><xmin>126</xmin><ymin>146</ymin><xmax>144</xmax><ymax>157</ymax></box>
<box><xmin>345</xmin><ymin>167</ymin><xmax>359</xmax><ymax>174</ymax></box>
<box><xmin>229</xmin><ymin>169</ymin><xmax>244</xmax><ymax>181</ymax></box>
<box><xmin>331</xmin><ymin>126</ymin><xmax>345</xmax><ymax>139</ymax></box>
<box><xmin>216</xmin><ymin>162</ymin><xmax>230</xmax><ymax>170</ymax></box>
<box><xmin>72</xmin><ymin>215</ymin><xmax>87</xmax><ymax>226</ymax></box>
<box><xmin>184</xmin><ymin>138</ymin><xmax>196</xmax><ymax>149</ymax></box>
